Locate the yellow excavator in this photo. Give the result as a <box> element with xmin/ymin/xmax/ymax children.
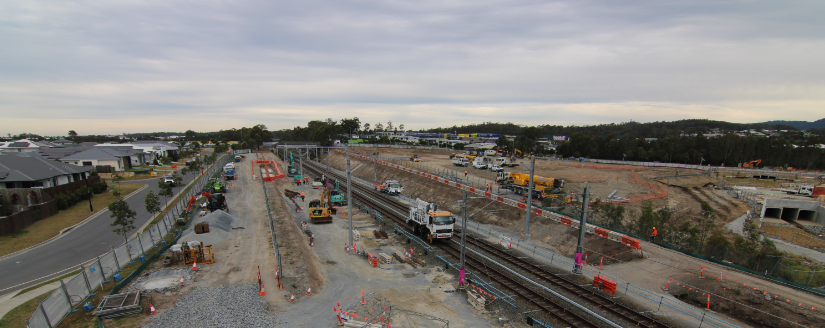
<box><xmin>309</xmin><ymin>188</ymin><xmax>336</xmax><ymax>223</ymax></box>
<box><xmin>496</xmin><ymin>172</ymin><xmax>566</xmax><ymax>201</ymax></box>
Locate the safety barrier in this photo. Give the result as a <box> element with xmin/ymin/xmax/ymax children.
<box><xmin>24</xmin><ymin>152</ymin><xmax>236</xmax><ymax>328</ymax></box>
<box><xmin>593</xmin><ymin>275</ymin><xmax>617</xmax><ymax>294</ymax></box>
<box><xmin>622</xmin><ymin>236</ymin><xmax>641</xmax><ymax>250</ymax></box>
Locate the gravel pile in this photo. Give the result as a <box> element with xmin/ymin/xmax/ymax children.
<box><xmin>178</xmin><ymin>210</ymin><xmax>239</xmax><ymax>247</ymax></box>
<box><xmin>143</xmin><ymin>283</ymin><xmax>281</xmax><ymax>328</ymax></box>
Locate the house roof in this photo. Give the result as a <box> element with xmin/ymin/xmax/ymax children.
<box><xmin>60</xmin><ymin>147</ymin><xmax>130</xmax><ymax>161</ymax></box>
<box><xmin>0</xmin><ymin>154</ymin><xmax>92</xmax><ymax>182</ymax></box>
<box><xmin>52</xmin><ymin>139</ymin><xmax>75</xmax><ymax>144</ymax></box>
<box><xmin>0</xmin><ymin>139</ymin><xmax>59</xmax><ymax>149</ymax></box>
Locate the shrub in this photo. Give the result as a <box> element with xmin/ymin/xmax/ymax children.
<box><xmin>68</xmin><ymin>192</ymin><xmax>80</xmax><ymax>206</ymax></box>
<box><xmin>55</xmin><ymin>194</ymin><xmax>69</xmax><ymax>210</ymax></box>
<box><xmin>92</xmin><ymin>181</ymin><xmax>108</xmax><ymax>194</ymax></box>
<box><xmin>76</xmin><ymin>187</ymin><xmax>91</xmax><ymax>200</ymax></box>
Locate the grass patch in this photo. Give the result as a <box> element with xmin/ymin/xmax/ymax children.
<box><xmin>14</xmin><ymin>270</ymin><xmax>81</xmax><ymax>297</ymax></box>
<box><xmin>0</xmin><ymin>291</ymin><xmax>52</xmax><ymax>328</ymax></box>
<box><xmin>0</xmin><ymin>184</ymin><xmax>144</xmax><ymax>257</ymax></box>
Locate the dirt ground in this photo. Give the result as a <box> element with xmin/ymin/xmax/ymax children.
<box><xmin>335</xmin><ymin>147</ymin><xmax>825</xmax><ymax>328</ymax></box>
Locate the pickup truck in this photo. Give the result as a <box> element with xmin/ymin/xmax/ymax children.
<box><xmin>163</xmin><ymin>174</ymin><xmax>176</xmax><ymax>186</ymax></box>
<box><xmin>472</xmin><ymin>161</ymin><xmax>488</xmax><ymax>170</ymax></box>
<box><xmin>489</xmin><ymin>164</ymin><xmax>504</xmax><ymax>172</ymax></box>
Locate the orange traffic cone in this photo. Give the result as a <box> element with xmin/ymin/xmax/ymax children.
<box><xmin>290</xmin><ymin>293</ymin><xmax>295</xmax><ymax>302</ymax></box>
<box><xmin>150</xmin><ymin>303</ymin><xmax>158</xmax><ymax>314</ymax></box>
<box><xmin>179</xmin><ymin>275</ymin><xmax>185</xmax><ymax>285</ymax></box>
<box><xmin>260</xmin><ymin>284</ymin><xmax>266</xmax><ymax>296</ymax></box>
<box><xmin>192</xmin><ymin>260</ymin><xmax>197</xmax><ymax>271</ymax></box>
<box><xmin>307</xmin><ymin>285</ymin><xmax>312</xmax><ymax>295</ymax></box>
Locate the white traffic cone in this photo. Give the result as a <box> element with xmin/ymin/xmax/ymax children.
<box><xmin>306</xmin><ymin>285</ymin><xmax>312</xmax><ymax>295</ymax></box>
<box><xmin>179</xmin><ymin>275</ymin><xmax>185</xmax><ymax>285</ymax></box>
<box><xmin>192</xmin><ymin>260</ymin><xmax>197</xmax><ymax>271</ymax></box>
<box><xmin>150</xmin><ymin>303</ymin><xmax>158</xmax><ymax>314</ymax></box>
<box><xmin>290</xmin><ymin>293</ymin><xmax>295</xmax><ymax>302</ymax></box>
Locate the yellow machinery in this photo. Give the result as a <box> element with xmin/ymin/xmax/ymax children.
<box><xmin>181</xmin><ymin>242</ymin><xmax>215</xmax><ymax>265</ymax></box>
<box><xmin>410</xmin><ymin>154</ymin><xmax>421</xmax><ymax>162</ymax></box>
<box><xmin>497</xmin><ymin>172</ymin><xmax>565</xmax><ymax>200</ymax></box>
<box><xmin>309</xmin><ymin>188</ymin><xmax>336</xmax><ymax>223</ymax></box>
<box><xmin>514</xmin><ymin>149</ymin><xmax>524</xmax><ymax>158</ymax></box>
<box><xmin>150</xmin><ymin>172</ymin><xmax>158</xmax><ymax>177</ymax></box>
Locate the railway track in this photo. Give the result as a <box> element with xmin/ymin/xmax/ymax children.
<box><xmin>298</xmin><ymin>157</ymin><xmax>670</xmax><ymax>328</ymax></box>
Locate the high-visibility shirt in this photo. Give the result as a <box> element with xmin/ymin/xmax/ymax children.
<box><xmin>652</xmin><ymin>228</ymin><xmax>658</xmax><ymax>236</ymax></box>
<box><xmin>300</xmin><ymin>193</ymin><xmax>305</xmax><ymax>196</ymax></box>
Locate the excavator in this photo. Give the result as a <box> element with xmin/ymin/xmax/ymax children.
<box><xmin>180</xmin><ymin>191</ymin><xmax>228</xmax><ymax>224</ymax></box>
<box><xmin>742</xmin><ymin>159</ymin><xmax>762</xmax><ymax>168</ymax></box>
<box><xmin>330</xmin><ymin>179</ymin><xmax>347</xmax><ymax>206</ymax></box>
<box><xmin>308</xmin><ymin>187</ymin><xmax>336</xmax><ymax>223</ymax></box>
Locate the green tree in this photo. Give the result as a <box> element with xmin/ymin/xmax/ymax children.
<box><xmin>697</xmin><ymin>202</ymin><xmax>718</xmax><ymax>252</ymax></box>
<box><xmin>158</xmin><ymin>181</ymin><xmax>173</xmax><ymax>205</ymax></box>
<box><xmin>111</xmin><ymin>172</ymin><xmax>125</xmax><ymax>198</ymax></box>
<box><xmin>68</xmin><ymin>130</ymin><xmax>78</xmax><ymax>138</ymax></box>
<box><xmin>109</xmin><ymin>199</ymin><xmax>136</xmax><ymax>245</ymax></box>
<box><xmin>144</xmin><ymin>190</ymin><xmax>160</xmax><ymax>221</ymax></box>
<box><xmin>160</xmin><ymin>156</ymin><xmax>172</xmax><ymax>166</ymax></box>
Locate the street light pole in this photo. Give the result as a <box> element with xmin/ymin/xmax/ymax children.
<box><xmin>347</xmin><ymin>145</ymin><xmax>353</xmax><ymax>250</ymax></box>
<box><xmin>460</xmin><ymin>190</ymin><xmax>468</xmax><ymax>284</ymax></box>
<box><xmin>523</xmin><ymin>156</ymin><xmax>536</xmax><ymax>237</ymax></box>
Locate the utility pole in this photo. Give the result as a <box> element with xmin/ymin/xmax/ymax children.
<box><xmin>574</xmin><ymin>185</ymin><xmax>590</xmax><ymax>274</ymax></box>
<box><xmin>347</xmin><ymin>145</ymin><xmax>353</xmax><ymax>250</ymax></box>
<box><xmin>523</xmin><ymin>156</ymin><xmax>536</xmax><ymax>237</ymax></box>
<box><xmin>460</xmin><ymin>190</ymin><xmax>468</xmax><ymax>284</ymax></box>
<box><xmin>373</xmin><ymin>159</ymin><xmax>377</xmax><ymax>190</ymax></box>
<box><xmin>299</xmin><ymin>150</ymin><xmax>304</xmax><ymax>199</ymax></box>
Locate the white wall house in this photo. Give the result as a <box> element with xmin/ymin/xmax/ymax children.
<box><xmin>0</xmin><ymin>154</ymin><xmax>92</xmax><ymax>189</ymax></box>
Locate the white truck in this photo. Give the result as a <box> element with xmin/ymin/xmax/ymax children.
<box><xmin>408</xmin><ymin>198</ymin><xmax>456</xmax><ymax>243</ymax></box>
<box><xmin>495</xmin><ymin>157</ymin><xmax>519</xmax><ymax>167</ymax></box>
<box><xmin>380</xmin><ymin>180</ymin><xmax>404</xmax><ymax>196</ymax></box>
<box><xmin>451</xmin><ymin>157</ymin><xmax>469</xmax><ymax>166</ymax></box>
<box><xmin>780</xmin><ymin>185</ymin><xmax>814</xmax><ymax>196</ymax></box>
<box><xmin>472</xmin><ymin>157</ymin><xmax>489</xmax><ymax>169</ymax></box>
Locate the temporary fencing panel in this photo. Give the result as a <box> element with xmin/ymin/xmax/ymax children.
<box><xmin>85</xmin><ymin>263</ymin><xmax>104</xmax><ymax>292</ymax></box>
<box><xmin>42</xmin><ymin>289</ymin><xmax>71</xmax><ymax>327</ymax></box>
<box><xmin>127</xmin><ymin>238</ymin><xmax>142</xmax><ymax>260</ymax></box>
<box><xmin>114</xmin><ymin>243</ymin><xmax>131</xmax><ymax>268</ymax></box>
<box><xmin>98</xmin><ymin>252</ymin><xmax>118</xmax><ymax>277</ymax></box>
<box><xmin>28</xmin><ymin>307</ymin><xmax>49</xmax><ymax>328</ymax></box>
<box><xmin>140</xmin><ymin>231</ymin><xmax>154</xmax><ymax>254</ymax></box>
<box><xmin>64</xmin><ymin>275</ymin><xmax>89</xmax><ymax>306</ymax></box>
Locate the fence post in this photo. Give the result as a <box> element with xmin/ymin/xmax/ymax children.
<box><xmin>81</xmin><ymin>265</ymin><xmax>93</xmax><ymax>294</ymax></box>
<box><xmin>96</xmin><ymin>256</ymin><xmax>106</xmax><ymax>280</ymax></box>
<box><xmin>658</xmin><ymin>295</ymin><xmax>664</xmax><ymax>311</ymax></box>
<box><xmin>162</xmin><ymin>216</ymin><xmax>169</xmax><ymax>233</ymax></box>
<box><xmin>60</xmin><ymin>279</ymin><xmax>73</xmax><ymax>307</ymax></box>
<box><xmin>38</xmin><ymin>298</ymin><xmax>53</xmax><ymax>328</ymax></box>
<box><xmin>111</xmin><ymin>246</ymin><xmax>120</xmax><ymax>270</ymax></box>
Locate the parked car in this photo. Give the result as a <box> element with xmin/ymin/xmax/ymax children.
<box><xmin>489</xmin><ymin>165</ymin><xmax>504</xmax><ymax>172</ymax></box>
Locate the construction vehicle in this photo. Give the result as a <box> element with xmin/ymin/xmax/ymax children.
<box><xmin>380</xmin><ymin>180</ymin><xmax>404</xmax><ymax>196</ymax></box>
<box><xmin>496</xmin><ymin>172</ymin><xmax>564</xmax><ymax>200</ymax></box>
<box><xmin>180</xmin><ymin>241</ymin><xmax>215</xmax><ymax>265</ymax></box>
<box><xmin>514</xmin><ymin>149</ymin><xmax>524</xmax><ymax>158</ymax></box>
<box><xmin>741</xmin><ymin>159</ymin><xmax>762</xmax><ymax>168</ymax></box>
<box><xmin>408</xmin><ymin>198</ymin><xmax>456</xmax><ymax>243</ymax></box>
<box><xmin>472</xmin><ymin>157</ymin><xmax>490</xmax><ymax>169</ymax></box>
<box><xmin>452</xmin><ymin>157</ymin><xmax>469</xmax><ymax>166</ymax></box>
<box><xmin>330</xmin><ymin>179</ymin><xmax>347</xmax><ymax>206</ymax></box>
<box><xmin>287</xmin><ymin>153</ymin><xmax>299</xmax><ymax>177</ymax></box>
<box><xmin>495</xmin><ymin>157</ymin><xmax>519</xmax><ymax>167</ymax></box>
<box><xmin>779</xmin><ymin>185</ymin><xmax>815</xmax><ymax>196</ymax></box>
<box><xmin>234</xmin><ymin>155</ymin><xmax>242</xmax><ymax>162</ymax></box>
<box><xmin>450</xmin><ymin>152</ymin><xmax>456</xmax><ymax>159</ymax></box>
<box><xmin>410</xmin><ymin>154</ymin><xmax>421</xmax><ymax>162</ymax></box>
<box><xmin>181</xmin><ymin>192</ymin><xmax>228</xmax><ymax>224</ymax></box>
<box><xmin>308</xmin><ymin>187</ymin><xmax>336</xmax><ymax>223</ymax></box>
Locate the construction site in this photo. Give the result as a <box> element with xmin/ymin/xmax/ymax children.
<box><xmin>26</xmin><ymin>146</ymin><xmax>825</xmax><ymax>328</ymax></box>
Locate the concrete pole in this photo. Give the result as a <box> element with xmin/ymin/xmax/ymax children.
<box><xmin>373</xmin><ymin>160</ymin><xmax>377</xmax><ymax>190</ymax></box>
<box><xmin>524</xmin><ymin>156</ymin><xmax>536</xmax><ymax>237</ymax></box>
<box><xmin>460</xmin><ymin>191</ymin><xmax>468</xmax><ymax>270</ymax></box>
<box><xmin>347</xmin><ymin>145</ymin><xmax>353</xmax><ymax>250</ymax></box>
<box><xmin>574</xmin><ymin>185</ymin><xmax>590</xmax><ymax>274</ymax></box>
<box><xmin>299</xmin><ymin>152</ymin><xmax>304</xmax><ymax>199</ymax></box>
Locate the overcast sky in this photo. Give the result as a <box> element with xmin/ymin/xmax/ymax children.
<box><xmin>1</xmin><ymin>0</ymin><xmax>823</xmax><ymax>136</ymax></box>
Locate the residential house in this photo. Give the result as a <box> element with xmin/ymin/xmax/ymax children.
<box><xmin>59</xmin><ymin>147</ymin><xmax>133</xmax><ymax>172</ymax></box>
<box><xmin>0</xmin><ymin>139</ymin><xmax>58</xmax><ymax>153</ymax></box>
<box><xmin>0</xmin><ymin>154</ymin><xmax>92</xmax><ymax>189</ymax></box>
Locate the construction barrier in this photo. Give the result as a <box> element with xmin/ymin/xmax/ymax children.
<box><xmin>560</xmin><ymin>216</ymin><xmax>573</xmax><ymax>226</ymax></box>
<box><xmin>622</xmin><ymin>236</ymin><xmax>641</xmax><ymax>249</ymax></box>
<box><xmin>593</xmin><ymin>275</ymin><xmax>617</xmax><ymax>294</ymax></box>
<box><xmin>595</xmin><ymin>227</ymin><xmax>609</xmax><ymax>239</ymax></box>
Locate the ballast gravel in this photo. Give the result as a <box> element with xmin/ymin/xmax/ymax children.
<box><xmin>142</xmin><ymin>283</ymin><xmax>282</xmax><ymax>328</ymax></box>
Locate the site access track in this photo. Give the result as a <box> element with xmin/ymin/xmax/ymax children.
<box><xmin>301</xmin><ymin>158</ymin><xmax>670</xmax><ymax>328</ymax></box>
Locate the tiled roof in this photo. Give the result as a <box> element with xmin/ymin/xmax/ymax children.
<box><xmin>0</xmin><ymin>155</ymin><xmax>92</xmax><ymax>182</ymax></box>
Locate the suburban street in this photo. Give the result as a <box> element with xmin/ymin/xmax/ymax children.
<box><xmin>0</xmin><ymin>168</ymin><xmax>202</xmax><ymax>294</ymax></box>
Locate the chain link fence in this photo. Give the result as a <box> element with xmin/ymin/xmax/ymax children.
<box><xmin>25</xmin><ymin>151</ymin><xmax>238</xmax><ymax>328</ymax></box>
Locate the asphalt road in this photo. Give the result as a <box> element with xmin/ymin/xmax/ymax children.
<box><xmin>0</xmin><ymin>168</ymin><xmax>204</xmax><ymax>294</ymax></box>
